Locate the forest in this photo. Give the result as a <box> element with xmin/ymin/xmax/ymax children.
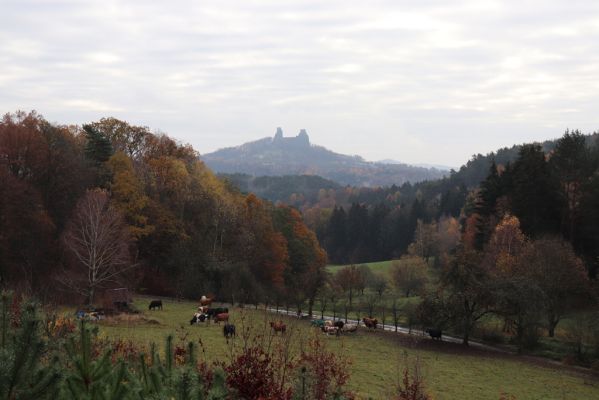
<box><xmin>276</xmin><ymin>131</ymin><xmax>599</xmax><ymax>277</ymax></box>
<box><xmin>0</xmin><ymin>111</ymin><xmax>326</xmax><ymax>312</ymax></box>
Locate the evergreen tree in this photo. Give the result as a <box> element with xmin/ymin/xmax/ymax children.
<box><xmin>474</xmin><ymin>160</ymin><xmax>503</xmax><ymax>249</ymax></box>
<box><xmin>83</xmin><ymin>125</ymin><xmax>113</xmax><ymax>188</ymax></box>
<box><xmin>62</xmin><ymin>321</ymin><xmax>129</xmax><ymax>399</ymax></box>
<box><xmin>549</xmin><ymin>130</ymin><xmax>593</xmax><ymax>241</ymax></box>
<box><xmin>325</xmin><ymin>206</ymin><xmax>348</xmax><ymax>264</ymax></box>
<box><xmin>0</xmin><ymin>292</ymin><xmax>61</xmax><ymax>400</ymax></box>
<box><xmin>507</xmin><ymin>144</ymin><xmax>560</xmax><ymax>236</ymax></box>
<box><xmin>346</xmin><ymin>203</ymin><xmax>369</xmax><ymax>262</ymax></box>
<box><xmin>83</xmin><ymin>125</ymin><xmax>113</xmax><ymax>164</ymax></box>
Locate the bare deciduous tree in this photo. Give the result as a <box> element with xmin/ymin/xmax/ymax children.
<box><xmin>60</xmin><ymin>189</ymin><xmax>132</xmax><ymax>305</ymax></box>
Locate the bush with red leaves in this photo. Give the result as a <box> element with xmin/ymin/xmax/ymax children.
<box><xmin>224</xmin><ymin>346</ymin><xmax>292</xmax><ymax>400</ymax></box>
<box><xmin>296</xmin><ymin>336</ymin><xmax>353</xmax><ymax>400</ymax></box>
<box><xmin>393</xmin><ymin>357</ymin><xmax>431</xmax><ymax>400</ymax></box>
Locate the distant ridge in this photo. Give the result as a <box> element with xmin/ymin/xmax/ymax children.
<box><xmin>378</xmin><ymin>159</ymin><xmax>455</xmax><ymax>171</ymax></box>
<box><xmin>202</xmin><ymin>128</ymin><xmax>447</xmax><ymax>187</ymax></box>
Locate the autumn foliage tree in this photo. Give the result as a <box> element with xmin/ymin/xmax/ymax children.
<box><xmin>1</xmin><ymin>111</ymin><xmax>332</xmax><ymax>306</ymax></box>
<box><xmin>274</xmin><ymin>206</ymin><xmax>327</xmax><ymax>316</ymax></box>
<box><xmin>524</xmin><ymin>237</ymin><xmax>591</xmax><ymax>337</ymax></box>
<box><xmin>391</xmin><ymin>256</ymin><xmax>428</xmax><ymax>298</ymax></box>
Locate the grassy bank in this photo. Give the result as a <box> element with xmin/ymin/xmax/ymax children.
<box><xmin>89</xmin><ymin>297</ymin><xmax>599</xmax><ymax>400</ymax></box>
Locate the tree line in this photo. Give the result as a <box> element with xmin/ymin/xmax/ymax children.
<box><xmin>0</xmin><ymin>111</ymin><xmax>326</xmax><ymax>309</ymax></box>
<box><xmin>313</xmin><ymin>131</ymin><xmax>599</xmax><ymax>273</ymax></box>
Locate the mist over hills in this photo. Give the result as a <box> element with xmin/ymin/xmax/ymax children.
<box><xmin>201</xmin><ymin>128</ymin><xmax>447</xmax><ymax>187</ymax></box>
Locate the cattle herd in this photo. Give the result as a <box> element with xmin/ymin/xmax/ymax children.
<box><xmin>310</xmin><ymin>318</ymin><xmax>359</xmax><ymax>336</ymax></box>
<box><xmin>148</xmin><ymin>298</ymin><xmax>442</xmax><ymax>342</ymax></box>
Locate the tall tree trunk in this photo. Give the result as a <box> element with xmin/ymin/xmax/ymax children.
<box><xmin>548</xmin><ymin>316</ymin><xmax>559</xmax><ymax>337</ymax></box>
<box><xmin>88</xmin><ymin>287</ymin><xmax>95</xmax><ymax>307</ymax></box>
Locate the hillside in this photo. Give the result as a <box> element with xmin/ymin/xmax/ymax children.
<box><xmin>220</xmin><ymin>173</ymin><xmax>341</xmax><ymax>204</ymax></box>
<box><xmin>201</xmin><ymin>128</ymin><xmax>447</xmax><ymax>187</ymax></box>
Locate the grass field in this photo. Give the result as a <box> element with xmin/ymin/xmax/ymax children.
<box><xmin>91</xmin><ymin>297</ymin><xmax>599</xmax><ymax>400</ymax></box>
<box><xmin>327</xmin><ymin>260</ymin><xmax>395</xmax><ymax>276</ymax></box>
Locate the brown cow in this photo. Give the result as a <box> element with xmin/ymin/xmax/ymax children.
<box><xmin>200</xmin><ymin>295</ymin><xmax>213</xmax><ymax>307</ymax></box>
<box><xmin>362</xmin><ymin>317</ymin><xmax>378</xmax><ymax>330</ymax></box>
<box><xmin>323</xmin><ymin>325</ymin><xmax>339</xmax><ymax>336</ymax></box>
<box><xmin>270</xmin><ymin>321</ymin><xmax>287</xmax><ymax>334</ymax></box>
<box><xmin>197</xmin><ymin>306</ymin><xmax>208</xmax><ymax>314</ymax></box>
<box><xmin>214</xmin><ymin>313</ymin><xmax>229</xmax><ymax>324</ymax></box>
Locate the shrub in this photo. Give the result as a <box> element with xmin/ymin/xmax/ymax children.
<box><xmin>393</xmin><ymin>356</ymin><xmax>431</xmax><ymax>400</ymax></box>
<box><xmin>294</xmin><ymin>335</ymin><xmax>353</xmax><ymax>400</ymax></box>
<box><xmin>225</xmin><ymin>345</ymin><xmax>292</xmax><ymax>400</ymax></box>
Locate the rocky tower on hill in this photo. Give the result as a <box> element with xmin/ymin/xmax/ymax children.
<box><xmin>201</xmin><ymin>128</ymin><xmax>447</xmax><ymax>186</ymax></box>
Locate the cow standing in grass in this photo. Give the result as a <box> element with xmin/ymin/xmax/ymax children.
<box><xmin>323</xmin><ymin>326</ymin><xmax>340</xmax><ymax>336</ymax></box>
<box><xmin>362</xmin><ymin>317</ymin><xmax>378</xmax><ymax>330</ymax></box>
<box><xmin>270</xmin><ymin>321</ymin><xmax>286</xmax><ymax>334</ymax></box>
<box><xmin>426</xmin><ymin>328</ymin><xmax>442</xmax><ymax>341</ymax></box>
<box><xmin>206</xmin><ymin>307</ymin><xmax>228</xmax><ymax>320</ymax></box>
<box><xmin>148</xmin><ymin>300</ymin><xmax>162</xmax><ymax>310</ymax></box>
<box><xmin>200</xmin><ymin>295</ymin><xmax>213</xmax><ymax>307</ymax></box>
<box><xmin>223</xmin><ymin>323</ymin><xmax>236</xmax><ymax>339</ymax></box>
<box><xmin>214</xmin><ymin>313</ymin><xmax>229</xmax><ymax>324</ymax></box>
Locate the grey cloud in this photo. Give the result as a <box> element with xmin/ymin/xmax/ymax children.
<box><xmin>0</xmin><ymin>0</ymin><xmax>598</xmax><ymax>166</ymax></box>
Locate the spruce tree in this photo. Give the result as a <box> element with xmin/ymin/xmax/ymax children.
<box><xmin>83</xmin><ymin>125</ymin><xmax>113</xmax><ymax>164</ymax></box>
<box><xmin>62</xmin><ymin>320</ymin><xmax>130</xmax><ymax>400</ymax></box>
<box><xmin>0</xmin><ymin>292</ymin><xmax>61</xmax><ymax>400</ymax></box>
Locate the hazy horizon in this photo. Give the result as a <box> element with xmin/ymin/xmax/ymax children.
<box><xmin>2</xmin><ymin>0</ymin><xmax>598</xmax><ymax>166</ymax></box>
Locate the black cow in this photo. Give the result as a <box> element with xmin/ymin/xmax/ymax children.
<box><xmin>223</xmin><ymin>323</ymin><xmax>236</xmax><ymax>339</ymax></box>
<box><xmin>206</xmin><ymin>307</ymin><xmax>229</xmax><ymax>319</ymax></box>
<box><xmin>148</xmin><ymin>300</ymin><xmax>163</xmax><ymax>310</ymax></box>
<box><xmin>334</xmin><ymin>320</ymin><xmax>344</xmax><ymax>329</ymax></box>
<box><xmin>425</xmin><ymin>328</ymin><xmax>442</xmax><ymax>340</ymax></box>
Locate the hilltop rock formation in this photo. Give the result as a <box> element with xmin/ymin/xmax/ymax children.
<box><xmin>201</xmin><ymin>128</ymin><xmax>447</xmax><ymax>187</ymax></box>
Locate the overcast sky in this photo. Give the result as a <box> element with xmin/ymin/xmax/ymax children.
<box><xmin>1</xmin><ymin>0</ymin><xmax>598</xmax><ymax>167</ymax></box>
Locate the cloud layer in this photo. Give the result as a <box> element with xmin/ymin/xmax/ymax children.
<box><xmin>1</xmin><ymin>0</ymin><xmax>598</xmax><ymax>166</ymax></box>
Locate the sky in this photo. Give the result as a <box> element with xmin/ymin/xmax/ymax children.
<box><xmin>1</xmin><ymin>0</ymin><xmax>599</xmax><ymax>167</ymax></box>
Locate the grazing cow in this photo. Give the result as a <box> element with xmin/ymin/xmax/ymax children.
<box><xmin>223</xmin><ymin>323</ymin><xmax>236</xmax><ymax>339</ymax></box>
<box><xmin>310</xmin><ymin>319</ymin><xmax>325</xmax><ymax>328</ymax></box>
<box><xmin>342</xmin><ymin>323</ymin><xmax>358</xmax><ymax>333</ymax></box>
<box><xmin>425</xmin><ymin>328</ymin><xmax>442</xmax><ymax>341</ymax></box>
<box><xmin>206</xmin><ymin>307</ymin><xmax>229</xmax><ymax>319</ymax></box>
<box><xmin>190</xmin><ymin>313</ymin><xmax>207</xmax><ymax>325</ymax></box>
<box><xmin>324</xmin><ymin>320</ymin><xmax>334</xmax><ymax>328</ymax></box>
<box><xmin>323</xmin><ymin>325</ymin><xmax>339</xmax><ymax>336</ymax></box>
<box><xmin>197</xmin><ymin>306</ymin><xmax>208</xmax><ymax>314</ymax></box>
<box><xmin>362</xmin><ymin>317</ymin><xmax>378</xmax><ymax>330</ymax></box>
<box><xmin>333</xmin><ymin>320</ymin><xmax>344</xmax><ymax>329</ymax></box>
<box><xmin>148</xmin><ymin>300</ymin><xmax>163</xmax><ymax>310</ymax></box>
<box><xmin>214</xmin><ymin>313</ymin><xmax>229</xmax><ymax>324</ymax></box>
<box><xmin>270</xmin><ymin>321</ymin><xmax>287</xmax><ymax>334</ymax></box>
<box><xmin>200</xmin><ymin>295</ymin><xmax>213</xmax><ymax>307</ymax></box>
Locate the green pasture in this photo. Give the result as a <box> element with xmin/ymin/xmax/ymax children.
<box><xmin>89</xmin><ymin>297</ymin><xmax>599</xmax><ymax>400</ymax></box>
<box><xmin>326</xmin><ymin>260</ymin><xmax>396</xmax><ymax>276</ymax></box>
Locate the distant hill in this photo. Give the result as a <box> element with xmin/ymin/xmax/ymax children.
<box><xmin>201</xmin><ymin>128</ymin><xmax>447</xmax><ymax>187</ymax></box>
<box><xmin>379</xmin><ymin>159</ymin><xmax>456</xmax><ymax>171</ymax></box>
